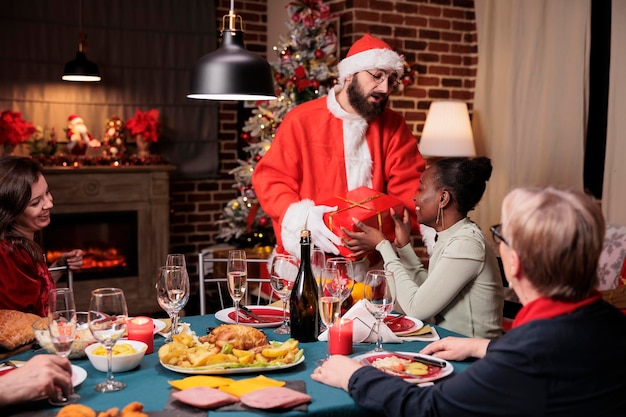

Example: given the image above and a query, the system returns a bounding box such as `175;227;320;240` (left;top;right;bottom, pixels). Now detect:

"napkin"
396;324;441;342
318;300;402;344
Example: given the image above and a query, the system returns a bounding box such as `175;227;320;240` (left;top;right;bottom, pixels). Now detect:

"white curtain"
472;0;591;228
604;1;626;226
0;0;219;179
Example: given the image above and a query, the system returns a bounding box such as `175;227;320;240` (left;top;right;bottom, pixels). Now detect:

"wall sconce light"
419;100;476;158
187;0;276;101
62;0;101;82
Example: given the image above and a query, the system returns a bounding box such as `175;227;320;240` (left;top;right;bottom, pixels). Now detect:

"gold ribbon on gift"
327;194;384;232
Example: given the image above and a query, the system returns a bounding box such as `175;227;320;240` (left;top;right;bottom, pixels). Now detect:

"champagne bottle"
289;230;320;342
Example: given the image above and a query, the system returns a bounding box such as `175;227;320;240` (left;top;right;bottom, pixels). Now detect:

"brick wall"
170;0;477;314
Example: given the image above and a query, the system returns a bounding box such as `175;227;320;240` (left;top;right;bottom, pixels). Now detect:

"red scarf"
512;291;602;329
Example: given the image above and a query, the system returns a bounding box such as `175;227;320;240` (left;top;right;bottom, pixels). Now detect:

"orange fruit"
351;282;372;302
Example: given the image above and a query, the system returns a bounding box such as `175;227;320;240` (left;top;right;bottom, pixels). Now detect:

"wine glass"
363;270;395;352
310;246;326;279
270;254;298;334
88;288;128;393
164;253;189;336
166;253;186;269
317;267;341;364
155;265;190;343
326;257;355;303
227;250;248;325
47;288;81;405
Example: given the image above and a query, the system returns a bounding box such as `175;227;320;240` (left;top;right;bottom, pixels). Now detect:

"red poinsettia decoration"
0;110;36;146
125;108;160;143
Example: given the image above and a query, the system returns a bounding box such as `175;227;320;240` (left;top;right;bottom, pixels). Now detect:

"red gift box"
322;187;404;259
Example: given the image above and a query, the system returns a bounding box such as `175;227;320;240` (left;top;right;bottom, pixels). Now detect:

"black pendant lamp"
187;1;276;101
62;0;101;82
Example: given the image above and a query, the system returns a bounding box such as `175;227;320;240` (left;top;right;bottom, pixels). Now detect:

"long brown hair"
0;156;46;263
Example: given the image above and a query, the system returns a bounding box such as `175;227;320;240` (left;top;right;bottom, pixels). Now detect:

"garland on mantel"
33;153;168;167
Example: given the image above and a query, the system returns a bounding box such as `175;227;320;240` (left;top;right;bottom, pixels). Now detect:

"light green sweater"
378;218;504;339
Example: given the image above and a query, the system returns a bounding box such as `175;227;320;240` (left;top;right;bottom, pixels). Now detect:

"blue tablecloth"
7;315;471;416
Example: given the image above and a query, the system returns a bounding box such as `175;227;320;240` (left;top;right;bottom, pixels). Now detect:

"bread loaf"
0;309;40;351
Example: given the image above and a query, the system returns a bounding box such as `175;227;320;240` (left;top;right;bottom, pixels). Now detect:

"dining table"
5;314;472;417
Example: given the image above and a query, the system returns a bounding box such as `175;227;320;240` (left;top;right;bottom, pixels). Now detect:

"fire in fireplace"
43;211;138;281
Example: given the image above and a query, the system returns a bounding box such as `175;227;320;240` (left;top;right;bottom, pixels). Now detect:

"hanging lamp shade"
187;8;276;101
62;50;101;82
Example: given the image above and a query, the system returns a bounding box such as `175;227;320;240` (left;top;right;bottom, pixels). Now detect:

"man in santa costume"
252;34;426;267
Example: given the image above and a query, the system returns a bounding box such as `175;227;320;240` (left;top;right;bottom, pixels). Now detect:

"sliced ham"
239;386;311;409
172;386;238;409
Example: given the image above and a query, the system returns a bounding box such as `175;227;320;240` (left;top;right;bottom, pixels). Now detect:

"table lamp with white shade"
419;100;476;158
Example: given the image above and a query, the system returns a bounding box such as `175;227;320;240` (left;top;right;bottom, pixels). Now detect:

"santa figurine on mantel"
66;114;101;155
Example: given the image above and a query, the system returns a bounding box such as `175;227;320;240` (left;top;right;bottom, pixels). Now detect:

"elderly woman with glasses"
343;157;503;339
313;186;626;416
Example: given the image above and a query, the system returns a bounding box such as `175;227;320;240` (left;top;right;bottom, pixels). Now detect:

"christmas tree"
217;0;339;247
217;0;418;247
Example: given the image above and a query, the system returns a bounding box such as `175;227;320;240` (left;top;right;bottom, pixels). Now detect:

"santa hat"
68;114;80;122
337;34;404;85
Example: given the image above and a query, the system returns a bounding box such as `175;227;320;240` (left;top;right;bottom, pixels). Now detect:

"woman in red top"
0;156;82;316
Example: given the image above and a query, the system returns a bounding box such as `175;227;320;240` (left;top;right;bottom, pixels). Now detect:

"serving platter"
160;354;304;375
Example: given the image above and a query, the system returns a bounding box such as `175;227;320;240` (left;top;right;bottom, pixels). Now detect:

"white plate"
384;315;424;336
215;306;286;328
0;363;86;388
153;319;167;335
353;351;453;384
161;354;304;375
71;364;87;387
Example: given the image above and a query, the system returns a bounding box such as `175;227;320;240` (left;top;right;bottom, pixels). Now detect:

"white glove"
306;205;341;255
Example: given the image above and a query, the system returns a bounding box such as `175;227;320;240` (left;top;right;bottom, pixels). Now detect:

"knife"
391;353;447;368
238;305;269;323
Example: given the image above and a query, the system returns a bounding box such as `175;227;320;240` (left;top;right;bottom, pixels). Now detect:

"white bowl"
32;312;96;359
85;340;147;373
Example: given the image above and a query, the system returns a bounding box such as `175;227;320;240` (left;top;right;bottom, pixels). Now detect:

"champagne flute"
363;270;395;352
317;267;341;364
155;265;190;343
88;288;128;393
164;253;189;336
326;257;355;303
310;246;326;279
166;253;186;269
270;254;298;334
48;288;80;405
227;250;248;325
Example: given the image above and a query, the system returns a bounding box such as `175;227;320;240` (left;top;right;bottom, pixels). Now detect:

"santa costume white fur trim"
337;33;404;86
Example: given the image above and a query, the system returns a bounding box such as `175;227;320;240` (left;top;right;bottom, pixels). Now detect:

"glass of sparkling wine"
155;265;190;343
270;254;298;334
363;270;395;352
88;288;128;393
317;267;341;363
48;288;80;405
227;250;248;325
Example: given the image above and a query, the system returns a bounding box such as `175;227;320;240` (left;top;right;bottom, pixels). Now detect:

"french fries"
158;334;303;369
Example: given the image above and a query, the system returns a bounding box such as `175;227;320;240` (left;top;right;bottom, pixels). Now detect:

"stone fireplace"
42;165;174;315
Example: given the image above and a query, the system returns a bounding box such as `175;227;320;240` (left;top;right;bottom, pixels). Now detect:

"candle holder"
127;316;154;354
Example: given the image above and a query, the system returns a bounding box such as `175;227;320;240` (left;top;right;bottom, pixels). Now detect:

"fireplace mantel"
43;165;176;315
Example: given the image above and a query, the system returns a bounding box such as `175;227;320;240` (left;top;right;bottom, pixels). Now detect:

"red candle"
329;318;353;355
127;316;154;354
